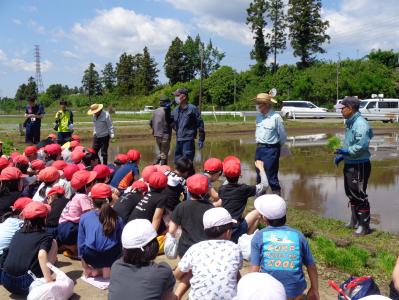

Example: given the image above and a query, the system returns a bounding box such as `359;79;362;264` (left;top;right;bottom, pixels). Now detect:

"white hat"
235;273;286;300
121;219;157;250
203;207;237;229
254;194;287;220
359;296;392;300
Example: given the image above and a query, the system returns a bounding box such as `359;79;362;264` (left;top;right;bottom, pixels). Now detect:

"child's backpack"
329;276;380;300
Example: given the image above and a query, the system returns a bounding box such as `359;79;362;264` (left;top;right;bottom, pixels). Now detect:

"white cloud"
28;20;46;34
0;49;7;62
9;58;53;72
21;5;38;13
12;19;22;25
62;50;80;59
70;7;189;57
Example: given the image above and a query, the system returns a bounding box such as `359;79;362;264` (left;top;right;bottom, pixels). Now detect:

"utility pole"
336;52;341;101
199;43;204;112
233;71;237;107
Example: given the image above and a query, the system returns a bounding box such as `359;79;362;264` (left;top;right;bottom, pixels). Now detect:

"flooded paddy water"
108;128;399;233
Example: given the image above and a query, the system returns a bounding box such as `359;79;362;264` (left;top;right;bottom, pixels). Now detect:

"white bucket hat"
122;219;157;250
359;296;392;300
254;194;287;220
203;207;237;229
235;273;286;300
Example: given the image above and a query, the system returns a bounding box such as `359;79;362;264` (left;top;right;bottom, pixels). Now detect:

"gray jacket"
93;110;114;138
150;107;172;139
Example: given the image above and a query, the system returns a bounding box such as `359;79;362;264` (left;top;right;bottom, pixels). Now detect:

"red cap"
30;159;46;171
71;149;85;163
45;144;62;156
154;165;171;173
141;165;157;182
13;155;29;166
38;166;60;182
204;158;223;172
47;185;65;197
131;180;148;193
223;160;241;178
52;160;67;170
71;170;97;190
87;148;96;154
0;167;27;181
90;183;112;199
148;172;168;189
24;146;38;157
0;157;11;170
223;156;241;165
22;202;51;219
70;140;80;150
127;149;141;162
63;164;80;181
186;174;209;196
12;197;33;211
72;134;81;142
10;152;21;160
48;133;57;139
93;164;112;179
115;154;128;164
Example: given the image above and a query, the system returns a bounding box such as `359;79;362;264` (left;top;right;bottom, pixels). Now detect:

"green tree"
202;40;225;78
267;0;287;73
136;47;159;95
246;0;270;76
367;49;399;69
287;0;330;68
183;35;200;80
81;63;102;98
116;53;135;96
164;37;187;85
15;83;27;102
25;76;38;100
46;84;64;100
101;62;116;93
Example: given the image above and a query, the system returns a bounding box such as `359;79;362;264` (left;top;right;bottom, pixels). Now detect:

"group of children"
0;133;323;299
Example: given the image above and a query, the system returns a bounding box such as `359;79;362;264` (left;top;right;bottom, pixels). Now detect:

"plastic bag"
164;232;180;259
27;263;74;300
237;230;257;261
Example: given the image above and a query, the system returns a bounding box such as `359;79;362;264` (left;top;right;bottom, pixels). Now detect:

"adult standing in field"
150;96;172;165
24;97;45;145
254;92;286;195
334;96;373;236
54;100;74;145
170;88;205;163
88;103;114;165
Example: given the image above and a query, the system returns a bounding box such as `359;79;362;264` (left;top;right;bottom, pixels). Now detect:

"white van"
359;99;399;114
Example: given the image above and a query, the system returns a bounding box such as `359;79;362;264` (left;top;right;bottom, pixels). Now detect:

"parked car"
280;101;327;119
143;105;155;112
359;99;399;114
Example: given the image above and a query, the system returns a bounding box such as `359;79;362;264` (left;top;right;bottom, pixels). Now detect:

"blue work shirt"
250;225;315;298
171;104;205;142
255;110;286;145
110;162;139;188
344;112;373;164
78;210;123;256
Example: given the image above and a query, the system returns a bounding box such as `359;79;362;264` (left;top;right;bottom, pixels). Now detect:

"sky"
0;0;398;97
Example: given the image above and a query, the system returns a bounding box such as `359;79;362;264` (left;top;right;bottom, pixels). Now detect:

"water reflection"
108;129;399;233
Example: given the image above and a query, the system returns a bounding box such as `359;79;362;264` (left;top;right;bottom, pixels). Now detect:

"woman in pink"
57;170;97;259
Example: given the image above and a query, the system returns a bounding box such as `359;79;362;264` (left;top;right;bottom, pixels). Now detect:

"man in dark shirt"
170;88;205;163
24;97;45;145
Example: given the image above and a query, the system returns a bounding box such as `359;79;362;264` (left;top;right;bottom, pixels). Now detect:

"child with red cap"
21;160;46;198
32;166;61;202
0;167;27;219
2;202;57;296
57;170;97;258
202;157;223;204
82;151;100;171
110;149;140;191
24;145;38;162
44;186;69;238
78;183;123;279
62;164;80;200
44;143;62;166
129;172;168;234
107;153;128;180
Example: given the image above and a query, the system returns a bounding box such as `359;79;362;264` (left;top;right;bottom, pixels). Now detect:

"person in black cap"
334;96;374;236
149;96;172;165
170;88;205;163
54;100;74;145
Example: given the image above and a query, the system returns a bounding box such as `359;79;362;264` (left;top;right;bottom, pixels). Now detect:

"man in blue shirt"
170;88;205;163
254;93;286;195
334;96;373;236
24;97;45;145
250;194;319;300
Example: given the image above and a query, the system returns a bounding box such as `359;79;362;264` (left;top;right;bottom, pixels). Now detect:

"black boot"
159;159;168;166
153;158;161;165
354;203;371;236
345;205;359;229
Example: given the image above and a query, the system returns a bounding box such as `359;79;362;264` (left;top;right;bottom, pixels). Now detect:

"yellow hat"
87;103;104;115
253;93;277;104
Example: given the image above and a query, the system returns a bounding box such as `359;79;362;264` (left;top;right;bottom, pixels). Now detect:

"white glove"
110;133;115;139
68;124;74;131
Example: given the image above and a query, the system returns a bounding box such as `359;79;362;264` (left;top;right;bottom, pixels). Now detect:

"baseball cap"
24;146;38;157
115;154;128;165
13;155;29;166
121;219;157;249
52;160;67;170
0;167;27;181
203;207;237;229
204;158;223;173
141;165;157;182
155;165;171;173
131;180;148;193
186;174;209;196
45;144;62;156
0;157;11;170
72;134;81;142
254;194;287;220
22;202;51;219
236;273;286;300
71;149;85;163
127;149;141;162
93;164;113;179
12;197;33;211
148;172;168;189
223;155;241;165
223;160;241;178
63;164;80;181
71;170;97;190
90;183;112;199
10;152;21;160
334;96;360;109
48;133;57;140
172;88;189;96
30;160;46;171
47;185;65;197
69;140;80;150
38;166;61;183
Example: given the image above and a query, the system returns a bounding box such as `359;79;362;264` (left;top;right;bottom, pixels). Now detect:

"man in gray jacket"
150;96;172;165
88;103;115;164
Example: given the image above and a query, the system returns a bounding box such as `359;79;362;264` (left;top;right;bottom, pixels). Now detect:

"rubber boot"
153;158;161;165
160;159;168;166
354;209;371;236
345;205;359;229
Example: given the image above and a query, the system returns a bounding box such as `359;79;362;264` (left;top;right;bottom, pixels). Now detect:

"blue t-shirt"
0;218;23;255
109;162;139;188
250;225;315;298
77;210;123;256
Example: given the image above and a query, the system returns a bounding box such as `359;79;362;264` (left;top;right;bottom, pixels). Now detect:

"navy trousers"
255;145;281;192
174;140;195;163
25;124;41;144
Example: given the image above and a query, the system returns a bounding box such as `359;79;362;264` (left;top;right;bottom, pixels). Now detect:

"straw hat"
87;103;104;115
253;93;277;104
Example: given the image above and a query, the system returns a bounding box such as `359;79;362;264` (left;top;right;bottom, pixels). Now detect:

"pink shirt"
59;193;93;223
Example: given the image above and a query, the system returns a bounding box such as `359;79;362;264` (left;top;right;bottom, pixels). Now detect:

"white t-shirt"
178;239;243;300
